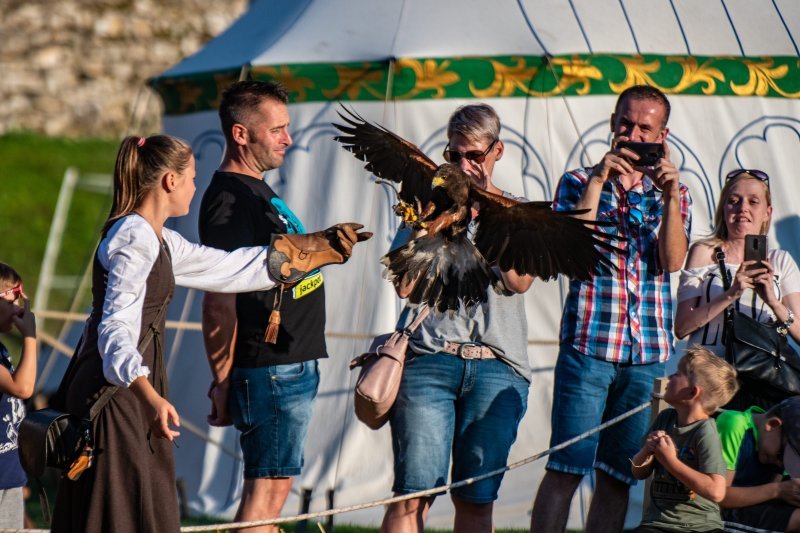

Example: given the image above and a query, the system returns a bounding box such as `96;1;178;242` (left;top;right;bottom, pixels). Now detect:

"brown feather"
333;105;626;312
333;106;438;206
470;186;520;208
474;201;623;281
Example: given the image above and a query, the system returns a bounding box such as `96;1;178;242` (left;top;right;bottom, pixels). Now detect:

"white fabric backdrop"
160;95;800;529
150;0;800;528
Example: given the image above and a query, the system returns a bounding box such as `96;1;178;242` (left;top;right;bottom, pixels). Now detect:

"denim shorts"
389;352;529;503
229;359;320;478
546;344;664;485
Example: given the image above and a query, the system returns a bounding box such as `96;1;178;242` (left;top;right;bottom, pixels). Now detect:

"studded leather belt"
443;342;497;360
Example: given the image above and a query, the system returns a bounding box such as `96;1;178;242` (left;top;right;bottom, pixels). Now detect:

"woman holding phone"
674;169;800;360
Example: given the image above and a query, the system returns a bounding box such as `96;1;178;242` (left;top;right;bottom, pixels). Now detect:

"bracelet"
777;308;795;336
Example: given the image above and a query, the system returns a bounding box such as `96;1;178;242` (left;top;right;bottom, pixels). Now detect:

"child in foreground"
0;262;37;529
630;346;739;532
716;395;800;532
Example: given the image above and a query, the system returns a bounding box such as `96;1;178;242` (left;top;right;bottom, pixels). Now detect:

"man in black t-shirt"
198;80;355;532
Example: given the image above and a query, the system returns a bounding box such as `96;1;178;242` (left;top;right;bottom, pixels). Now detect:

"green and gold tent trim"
150;53;800;116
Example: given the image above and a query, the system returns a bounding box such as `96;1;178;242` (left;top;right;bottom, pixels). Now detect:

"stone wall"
0;0;248;137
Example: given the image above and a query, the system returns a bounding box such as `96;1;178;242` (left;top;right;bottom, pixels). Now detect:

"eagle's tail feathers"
381;234;491;314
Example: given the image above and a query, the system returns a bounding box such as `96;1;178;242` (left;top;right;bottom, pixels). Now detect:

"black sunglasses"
725;169;770;184
443;139;498;164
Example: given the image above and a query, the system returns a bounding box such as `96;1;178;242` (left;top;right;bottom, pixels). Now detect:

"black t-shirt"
198;171;327;367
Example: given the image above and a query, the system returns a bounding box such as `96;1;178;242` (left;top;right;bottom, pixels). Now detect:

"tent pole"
385;58;395;102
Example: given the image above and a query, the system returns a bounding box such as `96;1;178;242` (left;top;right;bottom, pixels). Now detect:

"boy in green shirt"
631;347;739;532
717;396;800;533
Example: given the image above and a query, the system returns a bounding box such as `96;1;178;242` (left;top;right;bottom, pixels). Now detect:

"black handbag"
18;295;169;479
716;247;800;408
18;401;104;478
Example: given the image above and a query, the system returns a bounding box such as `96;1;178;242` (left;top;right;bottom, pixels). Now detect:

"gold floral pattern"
394;58;460;99
321;64;386;100
543;56;603;96
730;58;800;97
252;65;315;101
666;57;725;95
171;81;205;114
208;73;241;110
608;56;662;93
469;57;540;97
150;54;800;116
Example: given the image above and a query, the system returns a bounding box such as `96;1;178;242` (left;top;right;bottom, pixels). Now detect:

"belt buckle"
458;342;481;359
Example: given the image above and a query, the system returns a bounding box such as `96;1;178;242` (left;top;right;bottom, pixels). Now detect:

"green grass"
0;132;117;356
0;132;117;306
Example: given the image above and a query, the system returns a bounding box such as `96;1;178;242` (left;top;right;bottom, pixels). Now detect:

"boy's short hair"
766;396;800;477
683;345;739;413
0;262;21;289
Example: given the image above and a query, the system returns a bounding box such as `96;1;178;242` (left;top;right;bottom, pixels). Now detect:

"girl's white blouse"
96;215;275;387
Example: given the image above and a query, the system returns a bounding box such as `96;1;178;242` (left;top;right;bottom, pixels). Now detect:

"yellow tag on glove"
292;272;323;299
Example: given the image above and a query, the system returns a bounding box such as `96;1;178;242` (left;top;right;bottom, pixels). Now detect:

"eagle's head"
432;163;471;192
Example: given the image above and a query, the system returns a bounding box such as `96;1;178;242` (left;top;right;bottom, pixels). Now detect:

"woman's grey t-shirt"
399;287;532;382
393;201;533;383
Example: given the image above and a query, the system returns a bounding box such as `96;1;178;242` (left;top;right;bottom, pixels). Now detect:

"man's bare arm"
201;292;237;426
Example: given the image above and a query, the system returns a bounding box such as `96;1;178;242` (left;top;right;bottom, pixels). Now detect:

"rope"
182;397;655;531
6;395;656;533
34;309;559;349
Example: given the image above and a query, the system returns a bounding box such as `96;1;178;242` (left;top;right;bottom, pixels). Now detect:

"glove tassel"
264;310;281;344
263;286;285;344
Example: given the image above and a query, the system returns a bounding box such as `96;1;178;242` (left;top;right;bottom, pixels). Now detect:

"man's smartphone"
744;234;767;270
616;141;664;167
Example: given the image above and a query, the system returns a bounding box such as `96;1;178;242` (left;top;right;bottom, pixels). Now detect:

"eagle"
333;107;623;314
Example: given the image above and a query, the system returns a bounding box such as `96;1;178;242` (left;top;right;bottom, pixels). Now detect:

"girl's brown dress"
51;243;179;533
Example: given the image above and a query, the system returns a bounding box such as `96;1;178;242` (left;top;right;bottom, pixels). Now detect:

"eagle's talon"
393;201;421;226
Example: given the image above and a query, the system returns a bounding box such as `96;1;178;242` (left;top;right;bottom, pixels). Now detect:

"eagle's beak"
432;176;445;188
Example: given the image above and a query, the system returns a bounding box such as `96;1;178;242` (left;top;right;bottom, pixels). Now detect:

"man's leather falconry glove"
267;223;372;285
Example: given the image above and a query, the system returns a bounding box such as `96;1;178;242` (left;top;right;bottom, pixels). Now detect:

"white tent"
147;0;800;528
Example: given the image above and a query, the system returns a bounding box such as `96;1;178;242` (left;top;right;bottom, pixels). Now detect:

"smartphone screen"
744;234;767;270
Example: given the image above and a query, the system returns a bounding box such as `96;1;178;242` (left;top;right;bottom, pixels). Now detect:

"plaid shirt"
553;168;692;364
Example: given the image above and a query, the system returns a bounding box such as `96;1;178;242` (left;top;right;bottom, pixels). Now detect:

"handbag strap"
714;246;739;319
87;294;171;421
403;306;431;335
714;246;732;291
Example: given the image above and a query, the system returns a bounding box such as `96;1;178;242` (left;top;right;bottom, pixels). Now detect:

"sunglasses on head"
442;139;498;165
725;169;770;184
0;283;23;301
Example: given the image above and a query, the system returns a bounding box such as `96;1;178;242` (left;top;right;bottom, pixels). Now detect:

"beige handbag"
350;306;430;429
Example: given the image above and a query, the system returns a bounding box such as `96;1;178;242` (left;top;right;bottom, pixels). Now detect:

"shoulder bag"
349;306;430;429
716;247;800;408
18;295;170;480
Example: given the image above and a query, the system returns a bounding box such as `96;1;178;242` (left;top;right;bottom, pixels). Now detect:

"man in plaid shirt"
531;85;692;533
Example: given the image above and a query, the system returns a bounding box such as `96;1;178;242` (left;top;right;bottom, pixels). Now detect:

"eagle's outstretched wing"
471;187;624;281
333;106;438;206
